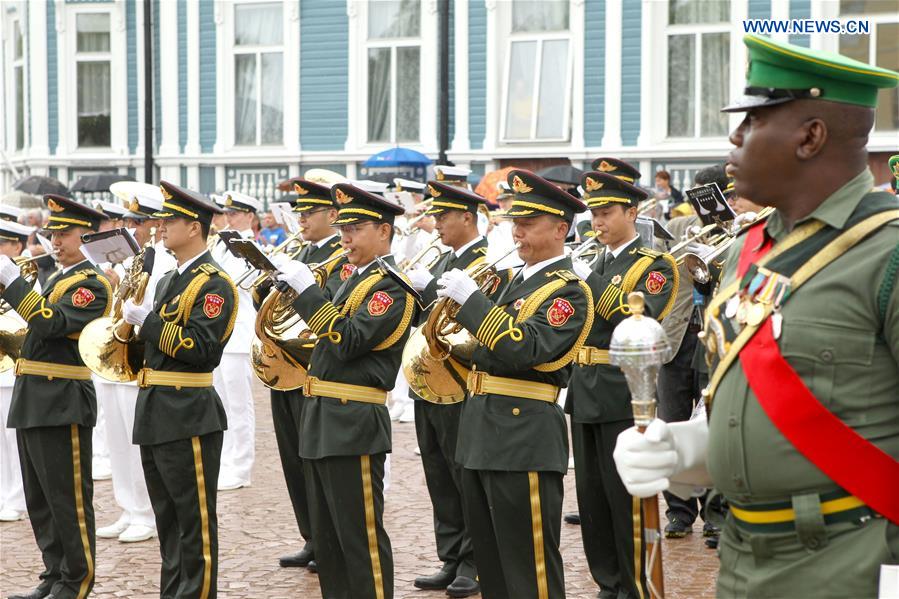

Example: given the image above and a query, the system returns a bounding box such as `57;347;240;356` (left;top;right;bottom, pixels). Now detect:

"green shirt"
707;170;899;503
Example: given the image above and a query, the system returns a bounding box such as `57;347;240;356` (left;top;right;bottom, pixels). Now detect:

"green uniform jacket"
453;256;593;474
4;261;111;428
707;170;899;504
252;235;348;309
415;238;486;325
292;255;415;459
566;238;678;424
133;251;237;445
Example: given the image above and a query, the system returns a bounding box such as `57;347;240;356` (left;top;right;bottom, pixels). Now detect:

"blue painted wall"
300;0;348;151
177;0;187;151
47;0;58;154
468;1;486;150
620;0;642;146
199;166;216;194
127;0;138;153
789;0;811;47
198;1;216;152
747;0;771;20
583;0;605;146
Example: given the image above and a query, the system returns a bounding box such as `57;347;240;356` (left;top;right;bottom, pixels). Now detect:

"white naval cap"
0;219;35;241
352;180;391;195
0;204;24;222
433;165;472;184
222;190;262;213
93;200;130;220
392;178;426;193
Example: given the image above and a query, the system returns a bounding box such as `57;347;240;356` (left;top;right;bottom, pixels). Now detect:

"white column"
344;0;360;152
636;0;653;148
284;1;300;154
158;0;179;162
483;0;498;152
450;0;470;153
570;0;585;151
601;0;622;148
28;0;50;160
111;0;128;157
185;0;200;156
54;0;68;156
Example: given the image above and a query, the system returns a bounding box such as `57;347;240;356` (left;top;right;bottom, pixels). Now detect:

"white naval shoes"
92;457;112;481
97;514;129;538
217;475;250;491
118;524;157;543
0;507;26;521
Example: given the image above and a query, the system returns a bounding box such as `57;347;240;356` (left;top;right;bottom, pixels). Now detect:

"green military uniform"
451;170;593;599
287;183;413;599
701;35;899;598
132;181;236;599
253;179;349;566
410;182;500;588
3;195;110;599
566;171;678;599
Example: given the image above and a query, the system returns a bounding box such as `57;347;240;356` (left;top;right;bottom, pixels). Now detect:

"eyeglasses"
299;208;330;219
337;222;377;236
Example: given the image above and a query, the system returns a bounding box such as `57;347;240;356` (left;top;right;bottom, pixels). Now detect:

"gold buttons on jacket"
512;407;520;416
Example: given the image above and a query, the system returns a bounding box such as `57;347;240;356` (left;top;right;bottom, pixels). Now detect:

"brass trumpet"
233;230;308;289
250;250;349;390
398;236;447;272
679;207;775;284
0;255;43;372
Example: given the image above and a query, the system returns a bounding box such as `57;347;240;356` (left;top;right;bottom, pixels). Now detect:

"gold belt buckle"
467;370;485;395
584;347;595;363
136;368;149;388
13;359;23;377
302;376;316;397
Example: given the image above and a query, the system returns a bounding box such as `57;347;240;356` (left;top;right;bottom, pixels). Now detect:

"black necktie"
601;250;614;275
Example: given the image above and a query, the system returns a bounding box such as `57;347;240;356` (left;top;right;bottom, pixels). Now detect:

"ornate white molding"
427;0;438;15
114;0;126;32
485;0;497;12
54;0;65;33
288;0;299;22
346;0;358;20
214;1;224;25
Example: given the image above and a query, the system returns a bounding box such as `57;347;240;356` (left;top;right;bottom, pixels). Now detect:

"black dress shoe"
307;559;318;574
413;566;457;590
8;588;51;599
664;517;693;538
563;512;581;525
279;546;314;568
446;575;480;598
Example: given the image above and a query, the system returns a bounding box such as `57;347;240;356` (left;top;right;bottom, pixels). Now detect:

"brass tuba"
250;250;349;390
78;244;155;382
402;243;521;403
0;256;42;372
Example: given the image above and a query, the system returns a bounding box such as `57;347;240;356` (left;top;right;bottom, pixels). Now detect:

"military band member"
615;35;899;598
1;196;111;599
569;171;677;599
0;203;24;223
94;185;175;544
274;184;413;599
256;179;347;571
122;181;237;599
0;219;35;523
405;182;496;598
435;170;593;599
211;190;261;491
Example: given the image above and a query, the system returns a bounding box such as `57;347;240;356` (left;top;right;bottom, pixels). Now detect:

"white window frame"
643;0;746;152
7;15;29;153
214;0;300;156
60;3;127;156
498;6;574;144
346;0;437;154
365;26;422;144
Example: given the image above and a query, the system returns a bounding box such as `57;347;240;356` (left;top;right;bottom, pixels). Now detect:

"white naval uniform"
486;219;521;269
212;229;257;488
0;310;26;515
96;242;177;529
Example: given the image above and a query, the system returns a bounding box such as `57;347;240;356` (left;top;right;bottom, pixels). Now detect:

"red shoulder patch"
547;297;575;327
645;271;667;295
367;290;394;316
340;263;356;281
71;287;95;308
203;293;224;318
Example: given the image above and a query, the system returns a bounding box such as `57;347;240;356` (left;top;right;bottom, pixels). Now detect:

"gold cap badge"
294;183;309;196
435;169;445;181
335;188;353;204
511;176;533;194
585;177;603;192
597;161;616;173
160;185;173;200
128;198;140;213
47;199;65;213
427;184;441;198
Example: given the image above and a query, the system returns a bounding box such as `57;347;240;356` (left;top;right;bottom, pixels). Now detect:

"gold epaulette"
194;263;219;276
472;247;488;255
546;269;578;282
76;268;97;277
636;247;662;259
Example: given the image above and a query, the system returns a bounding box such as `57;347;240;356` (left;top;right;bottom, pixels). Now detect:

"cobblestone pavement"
1;382;718;598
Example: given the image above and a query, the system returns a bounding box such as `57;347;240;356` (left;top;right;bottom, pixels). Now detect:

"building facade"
2;0;897;203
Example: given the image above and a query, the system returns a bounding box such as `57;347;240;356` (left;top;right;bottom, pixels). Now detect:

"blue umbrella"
363;147;432;168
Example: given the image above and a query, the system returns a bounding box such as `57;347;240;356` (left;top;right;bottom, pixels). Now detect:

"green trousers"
461;468;565;599
572;420;648;599
305;453;393;599
17;425;95;599
414;400;477;579
717;513;898;598
141;431;222;599
271;389;313;550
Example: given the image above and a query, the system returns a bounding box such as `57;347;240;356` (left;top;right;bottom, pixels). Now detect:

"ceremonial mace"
610;292;672;599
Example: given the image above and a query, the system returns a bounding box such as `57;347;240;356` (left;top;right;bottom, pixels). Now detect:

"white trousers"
0;385;25;512
95;380;155;527
215;353;255;485
93;394;109;463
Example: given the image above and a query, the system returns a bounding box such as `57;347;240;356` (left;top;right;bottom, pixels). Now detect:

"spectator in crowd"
259;211;287;246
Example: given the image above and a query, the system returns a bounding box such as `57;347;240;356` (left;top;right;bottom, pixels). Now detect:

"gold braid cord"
334;272;414;350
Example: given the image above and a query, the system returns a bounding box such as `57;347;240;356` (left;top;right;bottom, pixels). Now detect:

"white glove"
436;269;479;305
407;266;434;292
0;255;21;287
734;211;758;228
684;242;713;257
276;260;316;294
123;296;152;326
571;258;593;281
269;252;293;270
613;416;712;498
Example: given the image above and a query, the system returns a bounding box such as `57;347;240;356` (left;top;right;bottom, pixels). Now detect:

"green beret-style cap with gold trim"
889;155;899;183
290;178;337;213
42;194;106;232
722;34;899;112
153;180;223;225
332;183;404;226
590;157;641;183
581;172;648;209
505;169;586;222
425;181;487;216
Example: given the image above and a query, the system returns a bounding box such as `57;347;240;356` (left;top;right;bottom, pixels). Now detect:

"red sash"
735;227;899;524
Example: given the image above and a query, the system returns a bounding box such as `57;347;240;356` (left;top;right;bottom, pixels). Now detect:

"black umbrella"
12;175;69;197
537;164;584;186
70;173;135;193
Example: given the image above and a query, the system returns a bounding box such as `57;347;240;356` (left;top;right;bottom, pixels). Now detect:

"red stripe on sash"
737;221;773;278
